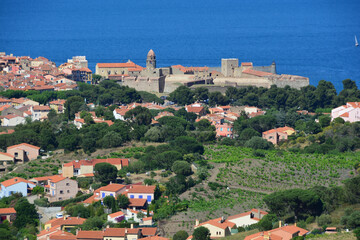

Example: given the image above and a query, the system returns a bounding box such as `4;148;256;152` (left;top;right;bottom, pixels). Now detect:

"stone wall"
122;76;165;93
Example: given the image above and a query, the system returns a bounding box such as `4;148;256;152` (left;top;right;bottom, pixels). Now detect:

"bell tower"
146;49;156;69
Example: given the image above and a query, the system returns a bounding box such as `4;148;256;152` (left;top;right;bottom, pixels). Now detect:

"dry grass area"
306;232;356;240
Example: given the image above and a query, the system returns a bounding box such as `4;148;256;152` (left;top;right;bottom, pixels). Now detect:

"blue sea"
0;0;360;92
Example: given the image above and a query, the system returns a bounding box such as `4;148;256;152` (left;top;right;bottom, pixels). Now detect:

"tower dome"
147;49;155;58
146;49;156;69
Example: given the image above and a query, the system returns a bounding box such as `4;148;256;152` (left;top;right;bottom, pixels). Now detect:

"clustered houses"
73;111;114;129
262;126;295;145
0;53;93;91
61;158;129;178
331;102;360;123
196;105;239;138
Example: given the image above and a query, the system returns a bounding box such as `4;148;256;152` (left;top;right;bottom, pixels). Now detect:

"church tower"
146;49;156;69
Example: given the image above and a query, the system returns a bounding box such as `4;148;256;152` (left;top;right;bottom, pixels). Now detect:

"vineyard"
205;145;358;192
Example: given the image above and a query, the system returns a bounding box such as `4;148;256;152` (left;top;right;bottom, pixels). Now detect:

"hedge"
49;193;93;207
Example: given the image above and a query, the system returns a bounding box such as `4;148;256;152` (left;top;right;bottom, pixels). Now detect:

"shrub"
34;198;49;207
317;214;332;227
49;193;93;207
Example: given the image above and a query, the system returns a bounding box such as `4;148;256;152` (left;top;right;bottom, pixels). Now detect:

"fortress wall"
122;77;164;93
274;78;309;89
213;77;271;88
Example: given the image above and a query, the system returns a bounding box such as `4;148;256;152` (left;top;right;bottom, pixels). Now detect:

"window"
60;190;63;194
130;195;134;199
14;152;18;157
58;197;62;200
67;190;70;193
66;183;70;186
139;195;143;199
220;128;223;131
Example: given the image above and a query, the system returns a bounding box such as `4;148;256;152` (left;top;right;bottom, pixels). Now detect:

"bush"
306;216;315;224
34;198;49;207
317;214;332;227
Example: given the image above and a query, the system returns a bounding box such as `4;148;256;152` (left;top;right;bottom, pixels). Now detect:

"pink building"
215;123;233;138
331;102;360;123
262;127;295;145
6;143;40;163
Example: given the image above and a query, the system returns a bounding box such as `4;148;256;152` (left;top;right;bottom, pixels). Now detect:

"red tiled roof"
196;217;236;230
82;194;97;204
108;211;125;218
0;208;16;214
103;228;139;237
97;62;144;69
49;231;76;240
33;105;51;111
7;143;40;150
49;175;66;183
340;112;349;117
99;183;126;192
0;104;11;111
127;185;156;194
241;62;253;66
1;177;35;187
76;230;104;239
3;114;23;120
140;227;157;236
186;106;204;113
242;68;273;77
46;217;86;228
0;152;14;158
129;198;147;207
141;237;170;240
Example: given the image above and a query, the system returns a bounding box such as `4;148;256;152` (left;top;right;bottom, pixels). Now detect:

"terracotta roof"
140;227;157;236
142;216;152;221
141;237;170;240
228;209;268;221
196;217;236;230
97;62;144;69
340;112;349;117
49;175;66;183
82;194;97;204
103;228;139;237
242;68;273;77
0;152;14;158
49;99;66;105
3;114;23;120
37;227;62;238
76;230;104;239
0;104;11;111
241;62;253;66
63;158;129;168
262;126;295;135
99;183;126;192
49;231;76;240
33;105;51;111
1;177;35;187
186;106;204;113
7;143;40;150
108;211;125;218
47;217;86;228
127;185;156;194
0;208;16;214
129;198;147;207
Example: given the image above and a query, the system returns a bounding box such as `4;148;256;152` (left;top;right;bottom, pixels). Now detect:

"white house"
107;211;125;223
1;114;25;126
126;185;155;203
113;108;129;120
0;177;36;198
331;102;360;123
227;209;268;228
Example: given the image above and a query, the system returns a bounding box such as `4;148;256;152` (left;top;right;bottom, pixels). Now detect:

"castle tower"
271;60;277;74
146;49;156;69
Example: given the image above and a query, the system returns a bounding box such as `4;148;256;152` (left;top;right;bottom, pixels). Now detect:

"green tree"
125;106;152;126
81;216;105;230
14;198;38;229
193;226;211;240
103;195;117;212
32;186;44;195
354;227;360;240
64;96;86;120
258;214;278;231
172;161;192;176
117;194;130;209
173;230;189;240
169;86;195;105
194;87;209;102
319;115;331;128
145;127;164;142
94;163;117;185
245;136;274;150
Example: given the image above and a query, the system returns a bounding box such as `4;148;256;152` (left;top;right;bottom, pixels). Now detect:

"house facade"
62;158;129;178
126;185;156;204
331;102;360;123
46;176;78;202
215;123;233;138
0;177;36;198
193;217;236;239
0;208;16;223
227;209;268;228
262;126;295;145
6;143;40;163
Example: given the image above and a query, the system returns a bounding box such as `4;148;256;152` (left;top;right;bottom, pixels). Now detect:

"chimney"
106;225;110;228
110;181;112;184
295;222;297;227
125;228;128;234
195;219;199;226
221;216;225;223
279;220;282;228
131;224;133;229
76;229;79;235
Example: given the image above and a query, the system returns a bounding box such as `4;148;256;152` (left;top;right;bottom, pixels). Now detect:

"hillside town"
0;51;360;240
